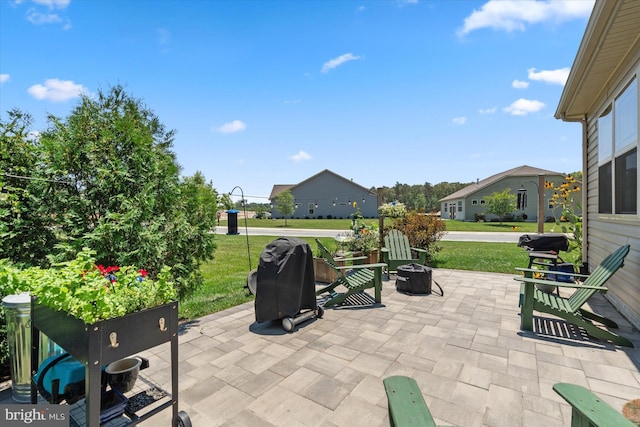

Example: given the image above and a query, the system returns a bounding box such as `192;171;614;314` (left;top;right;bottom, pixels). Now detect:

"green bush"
393;212;446;264
1;86;218;300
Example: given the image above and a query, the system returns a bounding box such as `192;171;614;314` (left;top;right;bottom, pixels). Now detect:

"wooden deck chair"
381;229;428;273
383;376;454;427
553;383;636;427
314;239;386;308
515;244;633;347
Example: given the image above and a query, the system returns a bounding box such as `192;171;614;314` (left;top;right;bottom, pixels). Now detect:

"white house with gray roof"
439;165;580;222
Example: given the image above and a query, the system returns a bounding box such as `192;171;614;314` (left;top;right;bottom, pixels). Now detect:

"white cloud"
452;116;467;125
33;0;70;9
503;98;545;116
512;79;529;89
321;53;362;73
27;78;87;102
26;130;41;141
458;0;594;36
528;67;570;85
216;120;246;134
27;9;61;24
479;107;497;114
290;150;312;162
0;74;10;85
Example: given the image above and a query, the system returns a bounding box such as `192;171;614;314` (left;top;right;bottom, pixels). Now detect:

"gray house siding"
583;70;640;330
271;170;377;219
555;0;640;329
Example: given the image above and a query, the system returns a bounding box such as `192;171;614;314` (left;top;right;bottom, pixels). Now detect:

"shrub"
394;212;446;264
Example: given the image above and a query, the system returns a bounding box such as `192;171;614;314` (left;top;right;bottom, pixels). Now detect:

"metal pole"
538;174;545;234
377;188;384;262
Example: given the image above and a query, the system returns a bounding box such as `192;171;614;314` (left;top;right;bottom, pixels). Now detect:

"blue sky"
0;0;595;203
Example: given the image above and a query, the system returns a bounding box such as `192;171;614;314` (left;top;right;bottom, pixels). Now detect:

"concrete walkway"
3;270;638;426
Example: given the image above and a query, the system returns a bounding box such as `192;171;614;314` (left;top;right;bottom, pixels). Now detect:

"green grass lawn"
220;217;562;233
179;234;578;320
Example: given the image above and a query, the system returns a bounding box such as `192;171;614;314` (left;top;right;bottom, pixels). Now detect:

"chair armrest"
411;247;428;254
335;255;368;263
513;276;607;291
553;383;636;427
336;262;386;270
515;267;589;279
381;248;390;254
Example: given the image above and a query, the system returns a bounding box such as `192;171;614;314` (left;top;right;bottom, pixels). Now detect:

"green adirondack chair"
515;244;633;347
553;383;636;427
381;229;428;273
383;376;454;427
315;239;386;308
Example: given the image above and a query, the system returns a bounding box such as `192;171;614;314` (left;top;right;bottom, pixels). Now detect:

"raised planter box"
314;257;340;283
313;249;379;283
30;299;181;427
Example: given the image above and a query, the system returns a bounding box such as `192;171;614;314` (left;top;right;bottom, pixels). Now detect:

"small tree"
275;189;295;226
484;189;516;225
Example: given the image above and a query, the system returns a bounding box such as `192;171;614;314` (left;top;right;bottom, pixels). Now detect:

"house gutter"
559;112;589;269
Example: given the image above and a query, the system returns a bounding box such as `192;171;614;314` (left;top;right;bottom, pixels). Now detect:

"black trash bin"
254;237;319;326
226;209;239;235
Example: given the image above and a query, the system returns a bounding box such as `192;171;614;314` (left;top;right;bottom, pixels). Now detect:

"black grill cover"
254;237;317;322
517;233;569;252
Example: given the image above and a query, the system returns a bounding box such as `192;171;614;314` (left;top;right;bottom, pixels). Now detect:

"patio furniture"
515;244;633;347
383;376;452;427
553;383;636;426
381;229;427;273
314;239;386;308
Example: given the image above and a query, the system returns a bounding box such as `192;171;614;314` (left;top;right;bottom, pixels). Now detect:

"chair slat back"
315;239;347;281
567;245;630;310
385;229;412;260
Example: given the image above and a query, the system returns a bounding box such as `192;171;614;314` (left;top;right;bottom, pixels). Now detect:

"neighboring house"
269;169;378;219
555;0;639;329
439;165;581;222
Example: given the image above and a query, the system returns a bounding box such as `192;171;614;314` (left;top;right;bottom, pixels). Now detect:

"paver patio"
2;268;639;426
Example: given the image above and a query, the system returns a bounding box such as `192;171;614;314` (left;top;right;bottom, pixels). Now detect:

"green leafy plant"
395;212;446;264
348;207;379;255
547;176;583;266
0;248;176;324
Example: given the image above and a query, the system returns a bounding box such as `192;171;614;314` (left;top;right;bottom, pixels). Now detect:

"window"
308;203;315;215
598;77;638;215
615;148;637;214
480;199;485;205
457;201;462;212
472;199;478;205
